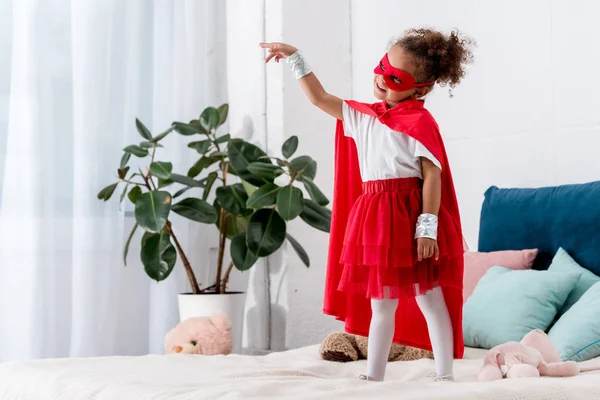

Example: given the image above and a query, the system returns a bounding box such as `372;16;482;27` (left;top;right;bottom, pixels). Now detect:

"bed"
0;346;599;399
1;182;600;399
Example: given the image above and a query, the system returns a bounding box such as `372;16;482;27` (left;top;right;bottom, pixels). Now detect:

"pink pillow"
463;249;538;302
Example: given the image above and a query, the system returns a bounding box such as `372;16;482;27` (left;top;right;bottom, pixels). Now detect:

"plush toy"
164;313;233;355
319;332;433;362
479;329;581;380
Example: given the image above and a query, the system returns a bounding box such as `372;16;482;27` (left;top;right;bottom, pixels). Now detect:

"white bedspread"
0;346;599;400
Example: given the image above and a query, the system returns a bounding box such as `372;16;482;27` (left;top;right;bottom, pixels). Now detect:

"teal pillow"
548;248;600;316
549;282;600;361
463;266;580;349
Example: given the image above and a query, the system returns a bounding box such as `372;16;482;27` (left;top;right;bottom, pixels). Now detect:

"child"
261;28;473;382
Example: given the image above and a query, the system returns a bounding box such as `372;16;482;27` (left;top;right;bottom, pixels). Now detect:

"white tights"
366;287;454;381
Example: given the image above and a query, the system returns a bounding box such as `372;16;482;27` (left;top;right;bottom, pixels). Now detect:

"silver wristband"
286;51;312;79
415;213;438;240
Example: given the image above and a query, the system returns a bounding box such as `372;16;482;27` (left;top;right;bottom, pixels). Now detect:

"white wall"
0;0;11;192
226;0;350;351
279;0;352;349
351;0;600;249
227;0;600;349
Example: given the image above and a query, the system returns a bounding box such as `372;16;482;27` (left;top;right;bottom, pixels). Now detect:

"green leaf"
247;162;284;183
149;161;173;180
241;180;257;197
118;166;130;180
123;222;138;266
230;232;258;271
226;214;249;238
216;183;248;215
120;152;131;168
170;173;204;187
214;200;249;239
299;199;331;233
227;139;270;186
203;172;218;201
171;197;218;223
173;121;203;136
276;185;304;220
303;177;329;206
141;231;153;246
136;118;153;140
188;119;209;134
218;104;229;127
119;183;130;207
97;183;119;201
158;178;173;188
123;145;149;158
128;186;143;204
140;141;163;149
173;186;193;199
286;233;310;267
246;183;280;209
134;191;172;233
189;140;212;154
151;127;174;143
200;107;220;131
209;151;228;158
289;155;317;180
141;231;177;282
215;134;231;143
224;162;238;177
282;135;299;159
246;209;287;257
188;156;218;178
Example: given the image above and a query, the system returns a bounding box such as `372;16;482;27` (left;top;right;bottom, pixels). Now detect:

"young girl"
261;29;473;382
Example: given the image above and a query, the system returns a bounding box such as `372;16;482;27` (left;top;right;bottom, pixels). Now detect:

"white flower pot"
178;292;246;354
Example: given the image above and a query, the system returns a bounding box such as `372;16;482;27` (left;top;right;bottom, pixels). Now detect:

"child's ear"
414;86;431;98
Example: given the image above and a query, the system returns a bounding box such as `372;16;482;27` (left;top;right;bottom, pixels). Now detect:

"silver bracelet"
286;51;312;79
415;213;438;240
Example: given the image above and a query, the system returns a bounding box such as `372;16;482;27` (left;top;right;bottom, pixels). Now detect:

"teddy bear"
164;313;233;355
478;329;581;381
319;332;433;362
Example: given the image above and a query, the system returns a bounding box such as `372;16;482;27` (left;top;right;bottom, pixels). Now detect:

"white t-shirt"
342;102;441;182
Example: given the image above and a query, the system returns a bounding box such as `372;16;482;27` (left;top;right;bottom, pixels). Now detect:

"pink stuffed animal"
164;313;233;355
478;329;579;381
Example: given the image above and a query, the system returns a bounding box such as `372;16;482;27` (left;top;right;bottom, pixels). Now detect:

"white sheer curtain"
0;0;227;361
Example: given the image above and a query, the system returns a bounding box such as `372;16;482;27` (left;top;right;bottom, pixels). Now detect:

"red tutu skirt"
338;177;464;300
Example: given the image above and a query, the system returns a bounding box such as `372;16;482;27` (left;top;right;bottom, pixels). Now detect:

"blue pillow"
478;182;600;275
549;282;600;361
463;266;580;349
548;248;600;316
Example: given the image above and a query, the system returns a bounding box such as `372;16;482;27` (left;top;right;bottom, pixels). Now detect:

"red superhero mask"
374;53;435;92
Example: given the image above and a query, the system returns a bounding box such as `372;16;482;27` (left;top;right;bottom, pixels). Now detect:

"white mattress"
0;346;599;400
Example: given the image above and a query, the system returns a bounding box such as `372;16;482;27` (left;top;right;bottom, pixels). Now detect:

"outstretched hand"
259;42;298;63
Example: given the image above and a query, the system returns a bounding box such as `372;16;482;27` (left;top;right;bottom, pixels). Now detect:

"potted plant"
97;104;331;352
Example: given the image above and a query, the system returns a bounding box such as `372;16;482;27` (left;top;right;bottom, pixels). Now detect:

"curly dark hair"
394;28;474;87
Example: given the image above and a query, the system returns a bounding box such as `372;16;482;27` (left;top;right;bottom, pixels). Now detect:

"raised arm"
260;42;343;120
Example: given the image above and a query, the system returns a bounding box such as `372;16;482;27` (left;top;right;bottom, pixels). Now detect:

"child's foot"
426;373;454;382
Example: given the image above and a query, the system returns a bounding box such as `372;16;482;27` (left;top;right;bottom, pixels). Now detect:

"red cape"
323;99;465;358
